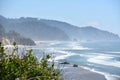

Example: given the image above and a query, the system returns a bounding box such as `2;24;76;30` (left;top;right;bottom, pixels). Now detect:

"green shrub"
0;42;62;80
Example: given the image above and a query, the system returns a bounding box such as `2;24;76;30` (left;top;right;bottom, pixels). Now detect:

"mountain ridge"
0;24;35;45
40;19;120;41
0;15;119;41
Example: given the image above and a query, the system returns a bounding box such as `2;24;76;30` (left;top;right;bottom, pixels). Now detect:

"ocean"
32;41;120;78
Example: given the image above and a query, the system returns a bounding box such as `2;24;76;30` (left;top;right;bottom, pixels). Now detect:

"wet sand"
62;67;107;80
105;75;120;80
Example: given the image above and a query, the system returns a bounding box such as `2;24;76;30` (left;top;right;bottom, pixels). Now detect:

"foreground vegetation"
0;42;61;80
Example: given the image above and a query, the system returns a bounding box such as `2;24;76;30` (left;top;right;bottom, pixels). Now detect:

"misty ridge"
0;24;35;45
0;15;120;42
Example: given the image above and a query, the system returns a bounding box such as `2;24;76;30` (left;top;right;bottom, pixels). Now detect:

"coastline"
3;42;120;80
105;75;120;80
62;65;106;80
61;64;120;80
34;41;120;80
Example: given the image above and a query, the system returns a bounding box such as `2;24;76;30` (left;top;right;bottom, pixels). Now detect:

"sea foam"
87;55;120;68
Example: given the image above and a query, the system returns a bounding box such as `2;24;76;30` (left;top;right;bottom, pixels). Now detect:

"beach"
3;41;120;80
62;67;107;80
33;41;120;80
61;64;120;80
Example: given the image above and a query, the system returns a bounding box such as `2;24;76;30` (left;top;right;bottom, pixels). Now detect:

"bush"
0;42;62;80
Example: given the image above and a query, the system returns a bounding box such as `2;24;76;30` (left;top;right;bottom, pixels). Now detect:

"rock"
60;61;70;64
73;64;78;67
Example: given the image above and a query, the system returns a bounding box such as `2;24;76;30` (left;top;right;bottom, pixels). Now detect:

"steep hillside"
0;24;35;45
0;15;120;41
0;16;70;41
41;19;120;41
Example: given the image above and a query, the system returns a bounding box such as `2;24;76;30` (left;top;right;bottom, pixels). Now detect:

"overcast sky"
0;0;120;35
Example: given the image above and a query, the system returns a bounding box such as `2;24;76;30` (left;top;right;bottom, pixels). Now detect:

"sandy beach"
61;64;120;80
62;67;107;80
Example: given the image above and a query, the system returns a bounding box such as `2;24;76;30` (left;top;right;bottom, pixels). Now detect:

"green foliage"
0;42;62;80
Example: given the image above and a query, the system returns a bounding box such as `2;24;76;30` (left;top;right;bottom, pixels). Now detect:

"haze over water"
32;41;120;78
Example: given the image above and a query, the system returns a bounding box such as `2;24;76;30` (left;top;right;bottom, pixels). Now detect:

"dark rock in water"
60;61;70;64
73;64;78;67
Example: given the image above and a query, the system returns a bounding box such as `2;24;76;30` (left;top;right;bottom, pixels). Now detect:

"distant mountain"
0;24;35;45
40;19;120;41
0;15;120;41
0;15;70;41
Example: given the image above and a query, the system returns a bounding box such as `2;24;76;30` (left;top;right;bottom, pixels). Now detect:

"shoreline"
3;43;120;80
83;67;120;80
105;75;120;80
60;63;120;80
78;65;120;80
62;65;106;80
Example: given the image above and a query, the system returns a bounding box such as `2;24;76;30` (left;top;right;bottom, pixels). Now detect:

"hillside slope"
0;15;120;41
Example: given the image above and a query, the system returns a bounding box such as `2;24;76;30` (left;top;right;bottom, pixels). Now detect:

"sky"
0;0;120;36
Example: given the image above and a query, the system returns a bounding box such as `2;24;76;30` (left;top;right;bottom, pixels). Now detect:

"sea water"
32;41;120;78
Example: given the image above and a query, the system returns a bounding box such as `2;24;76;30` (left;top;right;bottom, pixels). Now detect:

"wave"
48;41;91;50
54;50;75;61
67;42;91;50
107;52;120;54
87;55;120;68
80;66;120;80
